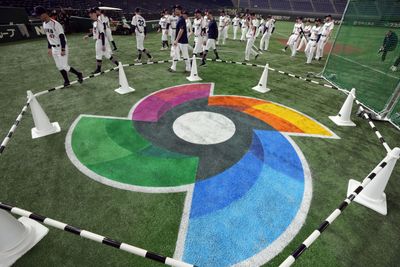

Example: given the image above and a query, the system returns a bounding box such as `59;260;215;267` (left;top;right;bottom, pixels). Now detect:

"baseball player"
305;18;322;64
158;10;169;50
35;6;83;86
245;13;260;61
315;15;334;60
217;10;228;45
200;11;220;66
379;30;398;62
232;14;240;40
168;10;179;45
297;19;311;51
256;15;265;38
131;8;153;63
259;15;275;51
282;17;304;57
100;10;117;51
169;5;191;73
85;8;118;74
240;15;248;41
225;15;231;39
193;9;206;56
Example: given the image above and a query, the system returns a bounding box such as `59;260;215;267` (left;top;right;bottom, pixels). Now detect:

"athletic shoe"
77;72;83;83
390;65;397;72
113;47;118;51
200;61;207;67
255;54;259;60
64;81;70;87
281;48;286;52
135;58;141;63
147;57;153;63
167;68;176;72
91;69;101;74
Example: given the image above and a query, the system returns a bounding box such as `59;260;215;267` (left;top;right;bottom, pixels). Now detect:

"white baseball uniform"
93;19;112;60
305;24;322;63
232;17;240;40
259;18;275;51
131;14;146;51
102;15;113;42
287;22;304;57
168;15;178;44
315;21;334;59
245;20;258;61
44;19;70;71
159;16;168;41
240;18;248;41
297;24;311;51
193;17;206;54
218;15;228;45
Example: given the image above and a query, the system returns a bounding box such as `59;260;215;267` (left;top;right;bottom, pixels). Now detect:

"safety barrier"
0;202;196;267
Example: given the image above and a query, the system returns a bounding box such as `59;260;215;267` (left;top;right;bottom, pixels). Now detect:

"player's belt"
50;44;61;47
310;39;317;41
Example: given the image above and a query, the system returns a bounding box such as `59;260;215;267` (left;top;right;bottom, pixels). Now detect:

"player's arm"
47;41;52;56
144;26;147;37
174;27;184;45
59;33;67;55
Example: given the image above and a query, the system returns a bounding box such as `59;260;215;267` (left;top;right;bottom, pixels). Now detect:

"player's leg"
297;36;305;51
264;33;271;51
62;47;83;83
391;55;400;71
169;44;180;72
282;35;292;52
222;28;227;45
193;37;201;57
103;40;118;66
260;32;266;50
291;37;299;57
201;39;212;65
180;43;191;72
233;26;237;40
136;35;144;62
53;51;70;86
211;39;219;60
143;48;153;61
245;38;252;61
107;29;117;51
94;41;104;73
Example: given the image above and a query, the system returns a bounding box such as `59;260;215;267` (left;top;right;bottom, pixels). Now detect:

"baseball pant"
171;43;191;71
240;28;247;41
194;36;204;54
233;26;239;40
245;37;257;61
52;46;70;71
136;34;145;50
315;36;327;59
95;39;112;60
288;34;300;57
106;28;113;42
260;32;271;51
162;29;168;41
305;40;317;64
170;29;176;44
297;36;308;51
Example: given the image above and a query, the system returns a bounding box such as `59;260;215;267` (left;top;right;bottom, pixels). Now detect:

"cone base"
115;87;135;95
31;122;61;139
186;76;202;82
252;85;270;93
329;115;356;127
0;217;48;266
347;179;387;215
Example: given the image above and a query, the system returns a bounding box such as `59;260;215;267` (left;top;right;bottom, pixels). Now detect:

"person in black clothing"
379;30;398;61
201;12;220;66
169;5;191;73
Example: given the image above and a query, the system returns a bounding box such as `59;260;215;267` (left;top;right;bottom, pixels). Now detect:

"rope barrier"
0;202;196;267
0;99;31;156
279;152;393;267
355;100;391;153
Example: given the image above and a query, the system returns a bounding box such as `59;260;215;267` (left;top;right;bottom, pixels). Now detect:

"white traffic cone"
186;55;202;82
28;91;61;139
0;209;48;266
347;147;400;215
329;88;356;126
115;62;135;95
252;63;270;93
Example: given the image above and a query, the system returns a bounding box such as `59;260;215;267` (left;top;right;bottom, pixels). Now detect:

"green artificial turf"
0;21;399;267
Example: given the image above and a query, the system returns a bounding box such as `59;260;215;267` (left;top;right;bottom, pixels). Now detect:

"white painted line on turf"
333;54;399;79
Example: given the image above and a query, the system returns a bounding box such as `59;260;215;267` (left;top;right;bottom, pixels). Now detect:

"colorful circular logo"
66;83;338;266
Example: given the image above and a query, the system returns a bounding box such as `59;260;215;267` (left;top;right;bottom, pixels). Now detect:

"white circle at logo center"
172;111;236;145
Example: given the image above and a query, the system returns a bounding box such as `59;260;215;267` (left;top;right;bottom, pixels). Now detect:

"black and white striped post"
279;148;398;267
0;203;196;267
356;101;391;153
0;99;30;155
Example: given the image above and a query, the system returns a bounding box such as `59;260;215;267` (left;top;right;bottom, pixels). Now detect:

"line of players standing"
156;8;334;65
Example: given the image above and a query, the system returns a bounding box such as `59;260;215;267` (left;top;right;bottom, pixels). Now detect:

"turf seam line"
0;99;30;156
279;153;393;267
0;202;195;267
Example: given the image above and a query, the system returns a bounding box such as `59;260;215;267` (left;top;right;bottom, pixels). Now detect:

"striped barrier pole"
0;202;196;267
355;100;391;153
34;60;173;98
0;99;31;156
279;149;397;267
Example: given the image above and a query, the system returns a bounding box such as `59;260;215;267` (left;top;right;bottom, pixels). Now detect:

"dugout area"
1;21;400;267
